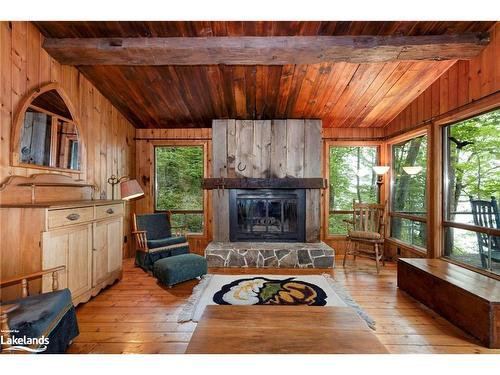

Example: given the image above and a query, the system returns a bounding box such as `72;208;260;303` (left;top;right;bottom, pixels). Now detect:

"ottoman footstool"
153;253;208;287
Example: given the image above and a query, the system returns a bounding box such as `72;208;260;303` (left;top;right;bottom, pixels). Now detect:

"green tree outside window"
329;146;378;235
155;146;204;233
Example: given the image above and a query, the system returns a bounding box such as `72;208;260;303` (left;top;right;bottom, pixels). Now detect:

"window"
155;145;205;234
390;135;427;248
328;146;378;235
443;108;500;275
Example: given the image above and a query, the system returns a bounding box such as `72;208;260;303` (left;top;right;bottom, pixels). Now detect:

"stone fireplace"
204;119;334;268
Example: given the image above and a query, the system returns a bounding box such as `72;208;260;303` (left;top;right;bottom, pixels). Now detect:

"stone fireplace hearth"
205;242;334;268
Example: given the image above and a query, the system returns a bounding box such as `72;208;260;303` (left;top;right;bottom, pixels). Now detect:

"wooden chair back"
469;196;500;252
132;211;187;253
0;265;65;299
133;212;173;239
352;201;386;234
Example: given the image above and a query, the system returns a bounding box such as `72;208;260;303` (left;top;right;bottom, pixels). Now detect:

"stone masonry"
205;242;335;268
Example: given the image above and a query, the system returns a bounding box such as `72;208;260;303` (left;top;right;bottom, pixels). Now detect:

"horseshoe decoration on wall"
237;162;247;172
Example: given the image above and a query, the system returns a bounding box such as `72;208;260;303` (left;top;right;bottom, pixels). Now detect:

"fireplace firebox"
229;189;305;242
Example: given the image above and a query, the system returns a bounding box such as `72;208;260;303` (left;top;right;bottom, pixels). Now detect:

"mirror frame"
11;83;84;174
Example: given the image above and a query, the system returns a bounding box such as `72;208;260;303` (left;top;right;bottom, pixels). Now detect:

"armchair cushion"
135;213;172;240
135;237;190;272
348;230;382;240
1;288;79;354
147;235;188;250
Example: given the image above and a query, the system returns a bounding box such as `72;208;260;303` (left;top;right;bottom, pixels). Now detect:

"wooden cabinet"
41;201;124;305
1;200;124;306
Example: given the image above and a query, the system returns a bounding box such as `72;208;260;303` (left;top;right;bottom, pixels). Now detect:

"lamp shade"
372;166;390;175
120;179;144;200
403;166;423;176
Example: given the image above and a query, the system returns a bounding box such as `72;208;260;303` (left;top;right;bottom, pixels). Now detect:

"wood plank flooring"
67;257;500;354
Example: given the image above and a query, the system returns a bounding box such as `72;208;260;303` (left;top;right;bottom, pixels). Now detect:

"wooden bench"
397;258;500;348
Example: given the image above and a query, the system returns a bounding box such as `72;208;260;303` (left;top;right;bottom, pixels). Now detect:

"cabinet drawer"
48;207;94;229
95;204;123;220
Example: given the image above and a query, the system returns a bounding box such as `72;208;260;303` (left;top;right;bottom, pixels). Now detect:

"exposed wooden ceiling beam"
43;34;490;65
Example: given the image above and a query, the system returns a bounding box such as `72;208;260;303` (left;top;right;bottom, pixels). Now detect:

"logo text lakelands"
0;332;49;353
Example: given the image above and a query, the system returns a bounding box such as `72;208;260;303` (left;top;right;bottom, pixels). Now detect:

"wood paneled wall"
0;21;136;257
384;23;500;138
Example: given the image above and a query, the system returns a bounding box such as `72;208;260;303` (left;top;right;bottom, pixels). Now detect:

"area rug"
178;274;375;330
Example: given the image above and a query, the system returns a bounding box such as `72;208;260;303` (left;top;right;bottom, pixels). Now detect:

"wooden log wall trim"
135;128;212;140
202;178;327;190
43;34;490;66
0;22;136;261
384;23;500;138
322;127;385;140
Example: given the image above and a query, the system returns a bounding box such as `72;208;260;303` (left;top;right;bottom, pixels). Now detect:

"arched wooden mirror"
12;83;82;172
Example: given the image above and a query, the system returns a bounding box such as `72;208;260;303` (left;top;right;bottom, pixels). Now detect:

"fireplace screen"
229;189;305;242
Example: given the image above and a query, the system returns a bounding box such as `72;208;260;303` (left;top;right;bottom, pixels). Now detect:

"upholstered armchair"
342;201;386;273
0;266;79;354
132;212;190;271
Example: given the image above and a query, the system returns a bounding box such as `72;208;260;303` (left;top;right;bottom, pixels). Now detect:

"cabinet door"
93;217;123;286
92;221;109;286
107;217;123;273
42;224;92;299
68;225;93;297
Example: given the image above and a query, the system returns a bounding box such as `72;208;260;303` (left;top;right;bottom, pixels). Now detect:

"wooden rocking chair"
469;196;500;269
132;211;190;271
342;201;386;273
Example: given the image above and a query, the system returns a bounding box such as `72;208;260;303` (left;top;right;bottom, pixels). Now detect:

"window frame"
387;128;429;252
441;107;500;276
152;140;210;237
323;140;382;240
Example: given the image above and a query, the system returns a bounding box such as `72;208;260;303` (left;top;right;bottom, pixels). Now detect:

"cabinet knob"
66;213;80;221
106;208;115;214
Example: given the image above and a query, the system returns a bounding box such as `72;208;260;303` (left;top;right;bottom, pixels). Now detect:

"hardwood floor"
67;257;500;354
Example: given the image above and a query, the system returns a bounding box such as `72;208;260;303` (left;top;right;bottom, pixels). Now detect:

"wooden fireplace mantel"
202;178;327;190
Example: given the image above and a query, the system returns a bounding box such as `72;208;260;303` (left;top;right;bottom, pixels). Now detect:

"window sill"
324;235;348;240
184;233;206;238
386;237;427;256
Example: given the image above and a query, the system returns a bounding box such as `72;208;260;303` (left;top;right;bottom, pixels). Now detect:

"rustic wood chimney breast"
209;119;322;242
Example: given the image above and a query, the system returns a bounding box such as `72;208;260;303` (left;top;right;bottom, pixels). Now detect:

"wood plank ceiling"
34;21;496;129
